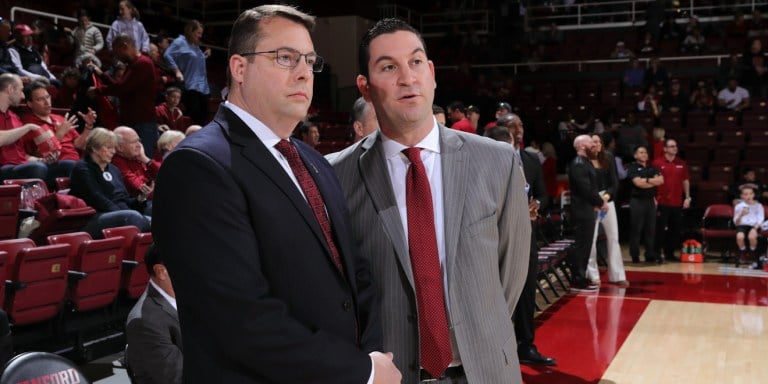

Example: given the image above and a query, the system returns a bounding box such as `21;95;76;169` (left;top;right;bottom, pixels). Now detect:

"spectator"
467;104;480;133
741;38;768;99
681;27;706;53
729;167;768;205
747;9;768;38
727;11;748;38
446;101;475;133
147;43;175;97
639;32;655;55
21;81;96;188
643;57;670;91
645;0;665;41
0;73;47;181
112;126;158;204
295;121;319;149
164;20;211;125
733;184;764;262
627;145;663;263
717;76;750;111
484;101;512;130
350;96;378;142
155;130;184;161
68;127;151;238
9;24;60;86
652;138;691;262
637;85;661;117
616;112;648;161
106;0;150;53
0;20;20;75
90;34;159;157
661;78;688;114
623;57;645;88
610;40;635;59
126;243;182;384
432;104;446;125
66;10;104;65
156;87;186;132
689;79;717;112
716;53;744;91
651;126;665;160
52;67;81;109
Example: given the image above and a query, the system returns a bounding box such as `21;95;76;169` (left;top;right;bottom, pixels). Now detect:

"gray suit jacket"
329;126;530;383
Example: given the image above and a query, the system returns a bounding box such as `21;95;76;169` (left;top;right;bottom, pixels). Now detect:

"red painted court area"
522;270;768;384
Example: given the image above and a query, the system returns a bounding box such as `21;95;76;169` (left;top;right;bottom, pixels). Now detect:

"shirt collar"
149;279;177;311
380;118;441;160
224;101;284;149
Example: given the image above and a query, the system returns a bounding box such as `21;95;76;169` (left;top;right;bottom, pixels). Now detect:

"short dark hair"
227;5;315;86
485;125;511;143
358;18;425;78
23;80;48;101
295;120;317;137
496;113;520;127
165;86;182;96
144;243;162;276
351;97;368;123
432;104;444;115
632;144;648;155
112;33;136;48
447;101;466;115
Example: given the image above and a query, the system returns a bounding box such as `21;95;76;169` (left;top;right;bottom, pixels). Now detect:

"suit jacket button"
342;299;353;312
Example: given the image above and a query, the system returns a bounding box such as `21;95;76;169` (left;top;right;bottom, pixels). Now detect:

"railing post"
631;1;636;23
577;4;582;25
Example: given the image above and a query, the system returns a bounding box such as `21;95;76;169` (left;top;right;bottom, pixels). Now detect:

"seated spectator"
661;79;688;114
639;32;655;55
733;184;764;260
643;57;670;91
718;76;750;111
21;81;98;188
155;130;184;161
610;40;635;59
164;20;211;126
727;11;748;38
741;38;768;99
51;67;81;109
69;127;151;238
0;20;21;76
681;27;706;53
637;85;661;117
0;73;47;181
184;124;201;136
729;167;768;205
467;105;481;133
295;121;319;149
716;54;744;90
616;112;648;161
111;126;159;200
126;243;182;384
9;24;60;87
156;87;186;132
65;10;104;66
432;104;446;126
623;58;645;88
446;101;475;133
689;79;717;112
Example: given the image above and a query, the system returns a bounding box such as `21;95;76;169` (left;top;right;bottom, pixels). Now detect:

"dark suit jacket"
126;283;183;384
568;155;604;221
520;149;549;212
152;105;380;383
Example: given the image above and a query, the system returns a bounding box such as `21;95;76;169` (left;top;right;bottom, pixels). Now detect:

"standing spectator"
717;76;750;111
467;104;480;133
51;67;81;109
741;38;768;99
164;20;211;125
484;101;512;130
0;20;19;75
111;126;159;201
9;24;60;86
148;43;175;97
662;78;688;114
645;0;665;41
628;145;663;263
651;126;666;160
716;53;744;91
69;127;151;238
568;135;607;291
585;133;628;287
89;34;159;157
733;184;764;261
747;9;768;38
610;40;635;59
0;73;47;181
652;138;691;262
106;0;150;53
446;101;475;133
155;87;186;132
125;243;182;384
66;10;104;65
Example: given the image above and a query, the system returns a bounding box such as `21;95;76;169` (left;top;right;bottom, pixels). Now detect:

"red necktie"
275;140;344;275
403;147;453;378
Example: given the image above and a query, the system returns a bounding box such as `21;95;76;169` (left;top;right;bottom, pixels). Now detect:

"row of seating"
0;226;150;327
700;204;768;266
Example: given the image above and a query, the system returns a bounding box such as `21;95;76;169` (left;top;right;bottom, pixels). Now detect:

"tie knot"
403;147;422;164
274;139;296;158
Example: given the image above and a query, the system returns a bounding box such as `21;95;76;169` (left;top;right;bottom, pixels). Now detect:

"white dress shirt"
149;279;177;311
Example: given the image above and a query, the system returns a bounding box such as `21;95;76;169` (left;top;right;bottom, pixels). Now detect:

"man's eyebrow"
371;48;426;66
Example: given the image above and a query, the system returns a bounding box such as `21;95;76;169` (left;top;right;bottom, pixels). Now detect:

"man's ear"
356;75;370;101
229;55;246;85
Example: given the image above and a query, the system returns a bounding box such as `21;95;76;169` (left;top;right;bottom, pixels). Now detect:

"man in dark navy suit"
152;5;400;383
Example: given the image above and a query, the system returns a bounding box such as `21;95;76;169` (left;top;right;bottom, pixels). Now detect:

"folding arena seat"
102;226;153;299
0;239;70;325
688;164;704;184
54;177;70;192
696;181;730;209
719;131;746;147
0;184;21;240
710;147;742;165
47;232;124;312
707;164;737;184
690;130;718;145
3;178;48;194
713;112;739;130
700;204;736;260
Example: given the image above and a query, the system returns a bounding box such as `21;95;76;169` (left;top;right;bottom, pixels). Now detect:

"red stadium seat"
0;239;70;325
102;226;152;299
0;184;21;240
54;177;70;192
3;179;49;194
47;233;124;312
700;204;736;259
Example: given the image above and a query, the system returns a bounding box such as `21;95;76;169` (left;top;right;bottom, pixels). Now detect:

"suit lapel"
359;133;415;288
148;284;179;322
218;109;330;262
439;127;467;287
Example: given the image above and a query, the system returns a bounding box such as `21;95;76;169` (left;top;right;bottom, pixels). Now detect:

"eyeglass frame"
239;47;324;73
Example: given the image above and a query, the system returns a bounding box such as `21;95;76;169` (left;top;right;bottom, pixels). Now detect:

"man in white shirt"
718;76;751;111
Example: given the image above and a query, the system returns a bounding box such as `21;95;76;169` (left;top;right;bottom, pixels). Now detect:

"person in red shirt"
0;73;47;182
111;126;158;203
446;101;475;134
651;138;691;262
155;86;188;132
89;34;159;158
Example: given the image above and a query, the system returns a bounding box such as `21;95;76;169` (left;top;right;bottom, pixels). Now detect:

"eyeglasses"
240;47;324;73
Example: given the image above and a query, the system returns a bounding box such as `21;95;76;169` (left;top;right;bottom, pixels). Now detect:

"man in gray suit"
329;18;530;384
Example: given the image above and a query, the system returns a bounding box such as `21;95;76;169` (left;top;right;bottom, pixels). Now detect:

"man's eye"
382;64;396;72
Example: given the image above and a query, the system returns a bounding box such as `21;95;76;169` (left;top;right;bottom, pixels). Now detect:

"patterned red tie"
403;147;453;378
275;140;344;275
